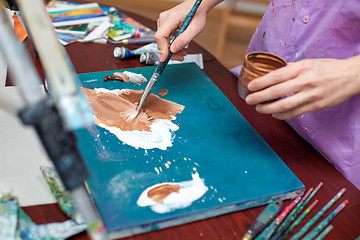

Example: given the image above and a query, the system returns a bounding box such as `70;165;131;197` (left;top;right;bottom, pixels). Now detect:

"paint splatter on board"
137;172;208;214
82;87;184;150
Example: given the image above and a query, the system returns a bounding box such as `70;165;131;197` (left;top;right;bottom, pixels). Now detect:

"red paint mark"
271;0;275;13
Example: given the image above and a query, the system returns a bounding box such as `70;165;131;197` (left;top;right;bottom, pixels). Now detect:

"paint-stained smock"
230;0;360;190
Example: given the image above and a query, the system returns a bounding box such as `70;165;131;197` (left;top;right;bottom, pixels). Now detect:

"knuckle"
271;87;284;97
153;31;161;41
278;101;292;111
299;59;312;70
158;11;168;20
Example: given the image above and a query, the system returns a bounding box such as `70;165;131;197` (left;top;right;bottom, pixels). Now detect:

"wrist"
195;0;223;14
344;55;360;96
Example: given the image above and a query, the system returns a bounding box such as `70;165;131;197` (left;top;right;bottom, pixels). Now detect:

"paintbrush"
127;0;203;121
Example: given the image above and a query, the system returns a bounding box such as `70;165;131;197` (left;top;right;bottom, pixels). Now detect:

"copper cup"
237;52;287;99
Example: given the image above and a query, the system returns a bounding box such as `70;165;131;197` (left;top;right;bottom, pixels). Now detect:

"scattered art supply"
82;87;184;150
47;3;154;45
280;182;322;239
40;166;84;224
83;20;112;42
302;199;348;240
47;3;109;27
75;64;304;238
270;187;314;240
285;199;319;238
120;71;148;85
242;200;283;240
107;9;152;41
291;188;346;240
140;52;204;69
302;182;323;206
314;225;333;240
103;74;124;82
140;52;160;65
0;195;86;239
109;37;156;45
113;42;159;59
108;13;136;41
103;71;147;85
255;196;301;240
137;172;208;214
170;53;204;69
134;27;154;38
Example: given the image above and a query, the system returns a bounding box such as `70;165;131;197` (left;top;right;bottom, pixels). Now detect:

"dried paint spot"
262;31;266;43
252;53;258;62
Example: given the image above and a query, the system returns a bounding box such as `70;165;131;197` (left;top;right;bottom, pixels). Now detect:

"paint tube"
140;52;160;65
113;42;159;59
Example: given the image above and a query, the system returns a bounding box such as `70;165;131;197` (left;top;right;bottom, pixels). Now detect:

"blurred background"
79;0;269;70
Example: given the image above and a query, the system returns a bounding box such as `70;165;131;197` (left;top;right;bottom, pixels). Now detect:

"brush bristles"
126;110;139;121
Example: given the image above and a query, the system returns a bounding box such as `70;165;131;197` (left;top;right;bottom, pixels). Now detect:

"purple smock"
230;0;360;189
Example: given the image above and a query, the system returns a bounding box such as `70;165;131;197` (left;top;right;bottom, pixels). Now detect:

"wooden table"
10;3;360;240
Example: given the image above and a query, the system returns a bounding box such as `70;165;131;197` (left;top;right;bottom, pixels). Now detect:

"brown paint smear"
82;87;184;132
147;184;181;203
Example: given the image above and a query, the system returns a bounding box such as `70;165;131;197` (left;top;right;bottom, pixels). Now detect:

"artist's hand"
154;0;217;62
245;56;360;120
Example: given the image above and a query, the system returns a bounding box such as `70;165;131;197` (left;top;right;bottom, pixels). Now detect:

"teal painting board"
74;63;304;238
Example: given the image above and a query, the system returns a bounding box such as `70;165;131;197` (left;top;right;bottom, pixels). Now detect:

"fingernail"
247;82;254;90
160;54;166;62
255;106;263;113
171;43;180;53
246;96;253;104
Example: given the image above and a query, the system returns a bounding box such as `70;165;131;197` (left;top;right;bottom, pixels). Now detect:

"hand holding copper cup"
237;52;287;99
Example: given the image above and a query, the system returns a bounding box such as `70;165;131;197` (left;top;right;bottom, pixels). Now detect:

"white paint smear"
137;172;208;214
99;119;179;150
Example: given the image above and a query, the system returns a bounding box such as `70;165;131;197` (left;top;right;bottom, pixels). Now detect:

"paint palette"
74;63;304;239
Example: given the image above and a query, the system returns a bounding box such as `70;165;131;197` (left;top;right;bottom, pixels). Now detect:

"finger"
254;90;312;116
171;49;187;61
246;76;300;105
271;100;321;120
248;62;300;91
153;30;170;62
154;13;182;62
170;15;205;53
